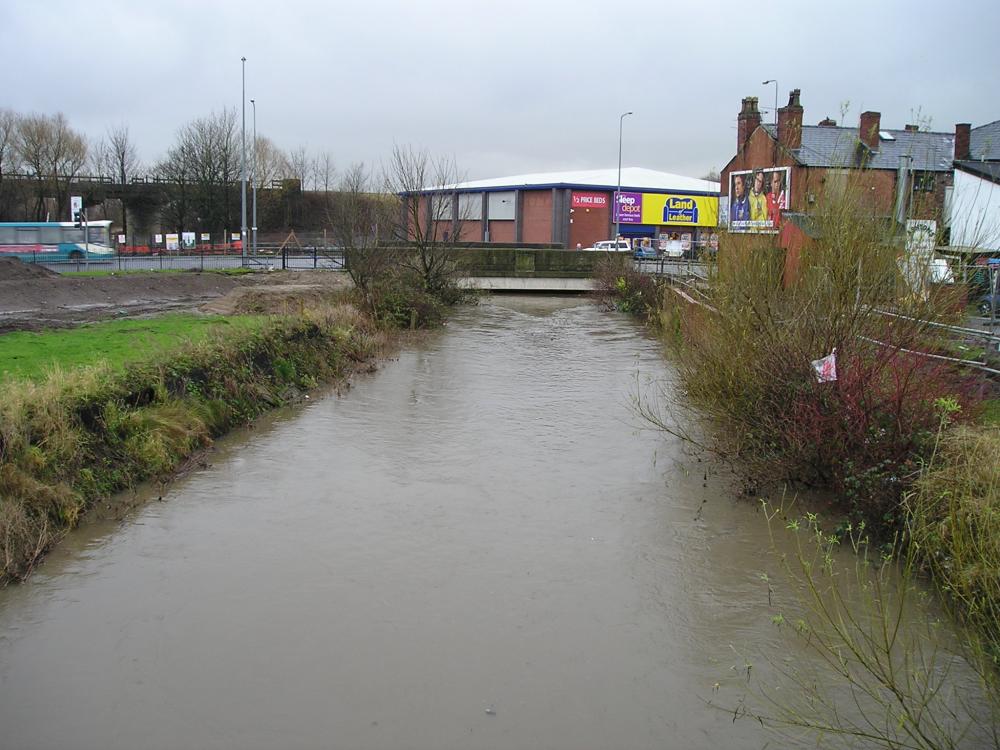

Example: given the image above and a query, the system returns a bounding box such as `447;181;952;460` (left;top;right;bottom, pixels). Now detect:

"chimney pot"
818;117;836;127
737;95;762;152
777;89;804;151
955;123;971;160
859;111;881;150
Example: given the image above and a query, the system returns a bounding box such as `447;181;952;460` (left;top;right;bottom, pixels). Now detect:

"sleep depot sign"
613;192;718;227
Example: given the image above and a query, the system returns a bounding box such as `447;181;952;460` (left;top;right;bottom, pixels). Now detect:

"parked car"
977;293;1000;316
586;239;631;252
662;239;684;258
634;244;659;259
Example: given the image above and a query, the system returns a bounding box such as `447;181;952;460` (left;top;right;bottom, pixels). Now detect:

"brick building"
720;89;957;248
406;168;719;251
950;120;1000;253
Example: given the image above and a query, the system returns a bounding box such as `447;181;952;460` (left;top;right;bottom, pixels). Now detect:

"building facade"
721;90;957;237
407;168;720;251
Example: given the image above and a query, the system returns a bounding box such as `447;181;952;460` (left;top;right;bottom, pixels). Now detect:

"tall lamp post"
240;56;247;262
615;111;633;242
250;98;257;256
762;79;778;124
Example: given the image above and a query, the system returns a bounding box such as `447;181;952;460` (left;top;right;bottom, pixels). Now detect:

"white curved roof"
440;167;719;195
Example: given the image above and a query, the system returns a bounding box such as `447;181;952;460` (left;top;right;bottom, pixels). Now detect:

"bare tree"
157;109;240;233
0;109;21;219
313;150;336;212
287;146;313;190
383;144;468;296
15;112;87;220
94;124;142;239
252;135;290;189
328;162;397;313
154;138;195;234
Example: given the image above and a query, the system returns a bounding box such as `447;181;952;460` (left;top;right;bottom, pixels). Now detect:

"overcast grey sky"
2;0;998;182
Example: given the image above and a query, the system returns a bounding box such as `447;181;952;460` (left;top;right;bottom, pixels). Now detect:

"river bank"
597;239;1000;677
0;289;385;584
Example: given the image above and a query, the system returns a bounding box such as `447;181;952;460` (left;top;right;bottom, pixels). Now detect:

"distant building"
716;89;1000;281
404;168;719;251
721;89;957;238
949;120;1000;253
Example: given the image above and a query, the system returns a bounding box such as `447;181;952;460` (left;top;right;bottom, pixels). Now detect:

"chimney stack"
818;117;836;127
859;111;881;150
777;89;803;151
904;124;919;132
737;96;761;152
955;123;971;160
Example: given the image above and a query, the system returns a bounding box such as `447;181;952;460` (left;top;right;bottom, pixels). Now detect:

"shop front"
613;191;719;255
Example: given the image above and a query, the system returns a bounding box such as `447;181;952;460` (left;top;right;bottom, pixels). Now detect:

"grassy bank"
908;423;1000;664
0;304;381;583
640;207;1000;665
0;314;263;382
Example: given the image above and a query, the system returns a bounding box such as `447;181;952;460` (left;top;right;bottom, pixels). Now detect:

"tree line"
0;107;336;235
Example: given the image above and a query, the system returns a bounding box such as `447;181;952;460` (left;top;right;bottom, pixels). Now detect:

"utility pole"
241;56;247;263
615;111;633;242
251;98;258;256
762;80;778;124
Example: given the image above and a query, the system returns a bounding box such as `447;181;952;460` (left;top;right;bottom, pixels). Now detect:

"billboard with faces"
728;167;790;233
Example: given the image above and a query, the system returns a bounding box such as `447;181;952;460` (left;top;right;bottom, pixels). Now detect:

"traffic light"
73;210;83;228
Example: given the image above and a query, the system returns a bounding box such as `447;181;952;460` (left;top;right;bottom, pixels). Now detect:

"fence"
22;242;345;273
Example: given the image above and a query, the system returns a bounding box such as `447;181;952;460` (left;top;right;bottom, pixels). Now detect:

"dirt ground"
0;261;352;334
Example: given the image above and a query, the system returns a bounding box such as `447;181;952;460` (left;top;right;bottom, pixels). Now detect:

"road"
41;251;346;274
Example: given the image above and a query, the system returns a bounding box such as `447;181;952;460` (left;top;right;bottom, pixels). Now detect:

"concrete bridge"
39;245;707;290
457;247;707;291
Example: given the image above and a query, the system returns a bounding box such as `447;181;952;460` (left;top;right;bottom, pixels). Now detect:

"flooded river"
0;296;983;749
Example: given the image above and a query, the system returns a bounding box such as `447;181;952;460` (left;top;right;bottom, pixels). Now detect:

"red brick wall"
569;195;611;249
456;220;481;242
720;126;947;220
521;190;553;244
488;220;515;243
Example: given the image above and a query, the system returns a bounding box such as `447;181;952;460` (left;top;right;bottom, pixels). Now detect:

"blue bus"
0;220;115;262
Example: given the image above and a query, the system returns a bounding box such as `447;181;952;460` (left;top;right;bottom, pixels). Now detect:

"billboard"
613;192;718;227
728;167;790;233
641;194;718;227
572;191;608;209
613;192;643;224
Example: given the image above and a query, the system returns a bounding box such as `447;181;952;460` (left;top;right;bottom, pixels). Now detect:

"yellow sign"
640;193;718;227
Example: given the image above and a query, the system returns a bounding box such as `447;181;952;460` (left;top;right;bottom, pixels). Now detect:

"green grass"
981;398;1000;427
0;313;263;382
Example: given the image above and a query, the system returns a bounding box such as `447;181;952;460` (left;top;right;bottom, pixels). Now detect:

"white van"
586;239;631;252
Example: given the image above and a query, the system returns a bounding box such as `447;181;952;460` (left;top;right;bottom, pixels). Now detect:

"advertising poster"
572;192;608;209
728;167;790;233
641;194;719;227
613;192;643;224
200;232;211;242
181;232;196;250
615;192;718;226
154;233;163;244
165;233;179;251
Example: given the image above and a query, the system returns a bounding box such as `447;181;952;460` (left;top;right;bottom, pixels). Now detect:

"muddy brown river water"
0;296;987;749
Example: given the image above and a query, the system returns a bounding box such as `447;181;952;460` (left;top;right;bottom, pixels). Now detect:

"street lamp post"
251;98;257;256
762;80;778;124
615;111;633;242
240;56;247;262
